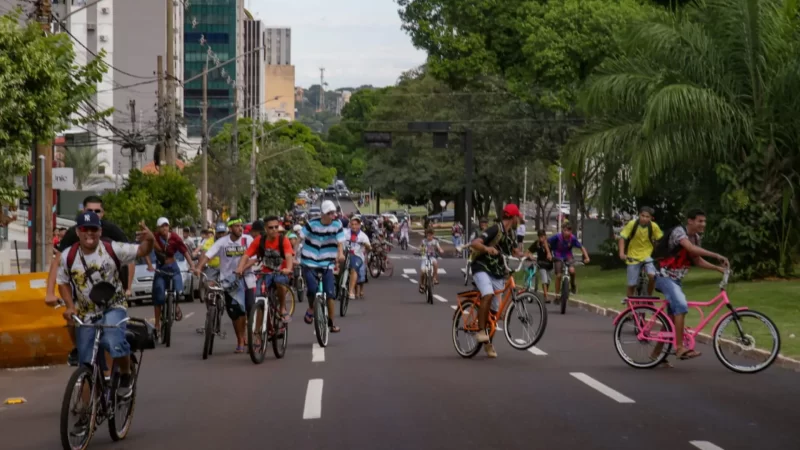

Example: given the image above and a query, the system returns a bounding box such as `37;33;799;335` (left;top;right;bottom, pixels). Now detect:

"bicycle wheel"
202;305;216;360
368;255;381;279
504;292;548;350
60;366;98;450
713;309;780;374
108;354;139;441
313;295;329;347
247;298;269;364
559;277;569;315
339;286;349;317
163;293;173;348
272;300;288;359
452;300;482;358
284;286;296;317
426;274;433;304
463;262;470;286
383;258;394;277
613;306;672;369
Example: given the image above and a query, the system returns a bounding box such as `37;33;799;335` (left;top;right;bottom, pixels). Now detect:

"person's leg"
101;309;133;395
433;258;439;283
553;260;563;296
473;272;496;343
276;275;291;322
568;262;577;293
322;268;339;331
303;267;317;323
152;272;166;331
626;263;641;297
539;267;550;299
645;262;657;295
171;267;184;321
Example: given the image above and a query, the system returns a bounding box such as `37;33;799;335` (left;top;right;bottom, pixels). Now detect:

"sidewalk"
1;223;32;275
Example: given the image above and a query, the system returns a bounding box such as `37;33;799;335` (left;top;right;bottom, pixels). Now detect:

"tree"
0;9;108;205
569;0;800;277
62;146;109;190
102;167;199;237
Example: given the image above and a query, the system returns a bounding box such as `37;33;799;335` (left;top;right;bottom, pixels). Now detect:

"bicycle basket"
126;317;157;350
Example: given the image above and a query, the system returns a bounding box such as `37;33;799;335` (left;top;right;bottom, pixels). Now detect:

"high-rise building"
264;27;291;65
263;27;295;122
243;13;265;120
183;0;245;138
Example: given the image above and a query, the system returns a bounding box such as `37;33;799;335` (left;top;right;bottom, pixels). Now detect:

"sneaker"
117;374;133;398
67;348;79;367
69;416;90;438
475;330;490;344
484;343;498;358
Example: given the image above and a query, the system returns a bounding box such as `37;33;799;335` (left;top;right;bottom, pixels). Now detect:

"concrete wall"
265;65;296;120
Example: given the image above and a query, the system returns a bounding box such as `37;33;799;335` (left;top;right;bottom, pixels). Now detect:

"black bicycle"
337;246;353;317
368;241;394;278
153;269;180;347
200;273;226;360
57;305;155;450
249;272;289;364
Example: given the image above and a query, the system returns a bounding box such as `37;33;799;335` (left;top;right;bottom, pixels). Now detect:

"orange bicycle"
452;257;548;358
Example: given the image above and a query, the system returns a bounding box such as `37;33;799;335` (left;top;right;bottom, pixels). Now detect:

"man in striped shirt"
301;200;346;332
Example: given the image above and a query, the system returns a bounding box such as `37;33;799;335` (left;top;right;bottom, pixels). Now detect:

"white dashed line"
689;442;725;450
303;379;324;419
403;268;417;275
312;343;325;362
433;295;448;303
570;373;635;404
450;305;457;310
512;339;547;355
409;279;418;284
402;274;409;279
438;269;447;274
184;312;195;320
461;268;467;274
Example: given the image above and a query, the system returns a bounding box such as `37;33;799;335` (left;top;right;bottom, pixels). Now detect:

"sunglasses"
78;226;100;233
267;225;280;230
85;209;102;214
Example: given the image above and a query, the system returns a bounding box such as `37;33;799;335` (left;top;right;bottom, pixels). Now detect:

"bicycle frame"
455;258;528;334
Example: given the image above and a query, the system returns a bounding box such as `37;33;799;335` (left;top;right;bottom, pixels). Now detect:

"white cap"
321;200;336;214
156;217;170;227
293;224;302;232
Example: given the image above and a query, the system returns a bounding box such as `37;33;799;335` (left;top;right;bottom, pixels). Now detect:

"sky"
249;0;427;90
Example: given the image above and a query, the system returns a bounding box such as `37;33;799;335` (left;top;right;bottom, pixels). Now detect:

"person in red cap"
468;203;524;358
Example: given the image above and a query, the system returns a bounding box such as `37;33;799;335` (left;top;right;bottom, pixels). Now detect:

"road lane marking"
569;373;635;404
512;339;547;355
303;379;323;419
438;269;447;274
433;295;448;303
402;274;409;279
450;305;457;310
403;268;417;274
184;312;195;320
312;343;325;362
690;441;725;450
409;279;418;284
461;268;466;274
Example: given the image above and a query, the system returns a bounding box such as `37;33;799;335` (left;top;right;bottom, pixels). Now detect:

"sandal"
282;313;292;323
175;306;183;322
234;346;245;354
330;325;341;333
676;349;702;360
304;311;313;325
418;286;425;294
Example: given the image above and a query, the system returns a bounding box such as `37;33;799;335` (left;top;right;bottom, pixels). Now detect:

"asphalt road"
1;235;798;450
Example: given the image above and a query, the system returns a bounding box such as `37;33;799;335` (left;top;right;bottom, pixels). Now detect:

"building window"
97;166;106;175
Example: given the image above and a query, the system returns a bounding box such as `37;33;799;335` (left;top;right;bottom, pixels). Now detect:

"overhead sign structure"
52;168;74;190
363;132;393;149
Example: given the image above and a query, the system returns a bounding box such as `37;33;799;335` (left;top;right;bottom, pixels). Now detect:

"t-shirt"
527;240;550;263
56;220;131;289
344;229;370;260
183;236;199;253
245;234;294;273
400;221;409;231
205;234;255;280
658;226;700;281
471;222;516;279
155;232;189;263
201;237;219;268
56;242;139;320
620;219;664;264
517;224;526;238
300;218;346;269
421;238;440;258
547;233;582;260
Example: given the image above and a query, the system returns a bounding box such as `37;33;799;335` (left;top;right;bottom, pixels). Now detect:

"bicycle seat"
627;295;661;300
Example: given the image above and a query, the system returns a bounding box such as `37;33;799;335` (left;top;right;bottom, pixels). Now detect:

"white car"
129;255;198;305
381;213;398;225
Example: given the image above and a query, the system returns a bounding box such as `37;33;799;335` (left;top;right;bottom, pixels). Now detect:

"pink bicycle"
612;270;780;373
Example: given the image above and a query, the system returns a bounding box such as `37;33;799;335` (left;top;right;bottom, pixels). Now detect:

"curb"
564;296;800;372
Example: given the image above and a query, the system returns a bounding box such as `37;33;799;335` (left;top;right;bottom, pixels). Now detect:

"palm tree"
62;146;110;190
568;0;799;276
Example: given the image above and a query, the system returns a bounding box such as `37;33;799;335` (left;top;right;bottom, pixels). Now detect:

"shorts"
420;257;438;270
655;276;688;315
224;288;255;320
626;261;656;287
203;267;220;281
303;266;336;302
76;308;130;366
152;262;183;305
472;271;505;312
256;272;290;296
553;258;574;274
538;267;550;285
349;256;367;284
517;235;525;244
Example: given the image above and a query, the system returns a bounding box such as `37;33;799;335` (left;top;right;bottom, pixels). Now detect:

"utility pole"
156;55;164;166
230;100;239;217
33;0;53;272
128;99;137;171
165;0;176;166
250;117;258;221
201;70;209;229
318;67;325;112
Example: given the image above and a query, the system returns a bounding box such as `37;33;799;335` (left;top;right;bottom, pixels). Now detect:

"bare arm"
679;238;728;265
126;263;134;292
692;256;726;273
136;230;155;258
617;238;627;259
196;254;209;274
57;283;75;310
45;251;63;305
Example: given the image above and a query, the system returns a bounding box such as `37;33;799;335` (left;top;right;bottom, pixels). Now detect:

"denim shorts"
152;262;183;305
626;261;656;286
256;272;290;296
472;271;505;312
655;276;689;315
349;256;366;284
303;266;335;302
76;308;130;366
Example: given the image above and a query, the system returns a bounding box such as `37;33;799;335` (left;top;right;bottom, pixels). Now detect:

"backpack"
651;226;684;260
65;241;122;288
623;219;654;253
257;233;288;262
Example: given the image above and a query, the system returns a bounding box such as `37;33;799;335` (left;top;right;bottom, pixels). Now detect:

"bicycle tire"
504;292;548;350
426;274;433;304
202;305;216;360
272;300;288;359
384;258;394;277
340;287;349;317
108;355;139;441
284;286;296;317
313;295;329;347
248;299;268;364
713;309;781;374
60;365;98;450
613;306;671;369
452;300;482;358
559;277;569;315
368;255;381;279
162;293;173;348
463;263;470;286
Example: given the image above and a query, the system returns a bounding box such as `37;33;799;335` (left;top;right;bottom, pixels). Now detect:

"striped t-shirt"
300;218;345;269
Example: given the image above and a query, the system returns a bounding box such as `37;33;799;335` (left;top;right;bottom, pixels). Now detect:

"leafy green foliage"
63;146;109;190
102;167;199;237
0;9;109;205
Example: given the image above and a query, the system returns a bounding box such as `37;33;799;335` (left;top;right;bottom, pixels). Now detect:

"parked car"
425;210;455;224
129;254;198;305
324;185;338;197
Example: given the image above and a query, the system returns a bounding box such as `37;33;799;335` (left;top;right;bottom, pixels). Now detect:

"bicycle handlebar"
53;299;130;328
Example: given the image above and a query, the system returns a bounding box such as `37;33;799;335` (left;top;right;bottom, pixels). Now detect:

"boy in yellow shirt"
617;206;663;296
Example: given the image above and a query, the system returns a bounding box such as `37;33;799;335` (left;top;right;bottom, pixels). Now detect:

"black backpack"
651;226;684;260
622;219;654;253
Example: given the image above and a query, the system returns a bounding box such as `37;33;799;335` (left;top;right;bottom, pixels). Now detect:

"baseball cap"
214;222;228;233
76;211;102;229
292;224;302;233
243;224;252;234
156;217;170;227
351;215;362;223
502;204;522;218
321;200;336;214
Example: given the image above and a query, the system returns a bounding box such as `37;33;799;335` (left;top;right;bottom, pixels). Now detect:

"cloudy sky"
249;0;427;90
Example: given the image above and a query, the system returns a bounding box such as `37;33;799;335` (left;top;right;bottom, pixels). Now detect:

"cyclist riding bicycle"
419;228;444;291
149;217;196;331
469;204;524;358
195;217;255;353
345;216;371;299
56;212;155;397
399;217;410;247
238;215;294;325
525;230;553;299
300;200;345;332
618;206;663;296
547;224;590;296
